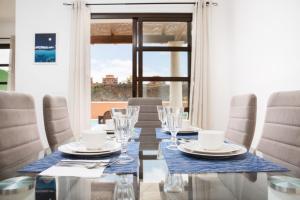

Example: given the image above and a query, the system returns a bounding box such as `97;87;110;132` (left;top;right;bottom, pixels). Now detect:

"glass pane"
0;49;10;65
90;19;133;122
0;67;8;82
143;22;188;47
143;52;188;77
142;81;189;109
0;67;8;91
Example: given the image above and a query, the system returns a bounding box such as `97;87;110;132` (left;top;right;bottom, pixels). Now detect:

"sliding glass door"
90;13;192;121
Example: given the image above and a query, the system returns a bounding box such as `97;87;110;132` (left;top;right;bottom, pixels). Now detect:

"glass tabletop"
30;171;296;200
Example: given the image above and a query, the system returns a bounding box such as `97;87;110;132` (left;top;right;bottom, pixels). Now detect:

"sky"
91;44;188;83
35;33;56;49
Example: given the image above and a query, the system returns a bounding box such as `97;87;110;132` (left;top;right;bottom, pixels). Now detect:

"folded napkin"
39;165;105;178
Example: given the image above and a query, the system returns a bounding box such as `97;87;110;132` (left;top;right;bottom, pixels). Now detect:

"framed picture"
34;33;56;63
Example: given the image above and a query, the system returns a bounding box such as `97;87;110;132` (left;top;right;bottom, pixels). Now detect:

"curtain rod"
0;38;10;39
63;2;218;6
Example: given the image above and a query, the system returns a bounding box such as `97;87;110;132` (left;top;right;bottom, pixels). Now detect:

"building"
102;75;118;85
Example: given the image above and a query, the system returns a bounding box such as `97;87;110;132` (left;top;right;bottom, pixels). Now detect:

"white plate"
178;143;247;158
182;141;242;154
162;127;198;134
58;141;121;156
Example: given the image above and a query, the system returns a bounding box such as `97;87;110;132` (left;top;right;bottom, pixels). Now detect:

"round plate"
178;144;247;158
181;141;243;154
58;141;121;156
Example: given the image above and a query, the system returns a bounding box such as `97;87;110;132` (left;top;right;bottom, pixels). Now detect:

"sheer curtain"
189;0;212;129
68;0;91;137
7;36;15;91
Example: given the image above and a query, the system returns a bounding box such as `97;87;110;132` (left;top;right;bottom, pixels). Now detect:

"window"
90;14;192;121
133;15;192;110
0;44;10;91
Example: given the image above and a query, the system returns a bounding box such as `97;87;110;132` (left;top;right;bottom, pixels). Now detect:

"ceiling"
91;19;187;44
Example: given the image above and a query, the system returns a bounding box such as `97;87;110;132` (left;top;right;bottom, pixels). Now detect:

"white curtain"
189;0;212;129
7;36;15;91
68;0;91;137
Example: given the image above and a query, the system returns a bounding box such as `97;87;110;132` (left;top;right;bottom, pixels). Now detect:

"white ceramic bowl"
198;130;225;150
81;129;107;149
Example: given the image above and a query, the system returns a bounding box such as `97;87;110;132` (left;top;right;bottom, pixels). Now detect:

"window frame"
91;13;192;109
0;43;10;87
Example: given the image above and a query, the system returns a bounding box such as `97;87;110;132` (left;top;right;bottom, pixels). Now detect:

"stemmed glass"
113;114;133;164
113;175;135;200
157;105;167;130
165;107;183;150
127;106;140;140
164;173;184;193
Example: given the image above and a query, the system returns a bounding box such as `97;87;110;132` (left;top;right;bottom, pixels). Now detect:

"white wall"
15;0;71;147
209;0;300;148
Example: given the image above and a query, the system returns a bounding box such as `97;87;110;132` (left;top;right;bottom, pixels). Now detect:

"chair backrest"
0;92;43;180
226;94;257;149
257;91;300;177
43;95;74;151
103;110;112;123
128;98;162;150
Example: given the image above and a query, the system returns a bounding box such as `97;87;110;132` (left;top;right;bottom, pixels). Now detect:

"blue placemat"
160;142;288;174
156;128;198;140
19;142;140;175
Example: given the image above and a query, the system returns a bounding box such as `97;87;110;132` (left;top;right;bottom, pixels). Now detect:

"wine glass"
127;106;140;139
157;105;167;130
113;175;135;200
164;173;184;193
165;107;183;150
113;115;134;164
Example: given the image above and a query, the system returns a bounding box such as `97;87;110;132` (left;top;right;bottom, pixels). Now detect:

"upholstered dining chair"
43;95;74;151
128;97;162;150
0;91;44;180
256;90;300;178
225;94;257;149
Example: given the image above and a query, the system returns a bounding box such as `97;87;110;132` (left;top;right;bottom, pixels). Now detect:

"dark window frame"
91;13;192;109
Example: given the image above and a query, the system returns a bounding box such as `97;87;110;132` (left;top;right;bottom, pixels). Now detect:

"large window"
0;44;10;91
133;16;191;109
90;14;192;120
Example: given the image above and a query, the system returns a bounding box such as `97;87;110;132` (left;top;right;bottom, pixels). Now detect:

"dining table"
10;128;300;200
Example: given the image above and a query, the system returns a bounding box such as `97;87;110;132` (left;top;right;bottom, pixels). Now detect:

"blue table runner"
155;128;198;140
19;142;140;175
160;142;288;174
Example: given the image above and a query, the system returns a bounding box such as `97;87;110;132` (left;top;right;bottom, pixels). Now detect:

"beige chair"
0;92;43;180
225;94;257;149
43;95;74;151
257;90;300;177
128;98;162;150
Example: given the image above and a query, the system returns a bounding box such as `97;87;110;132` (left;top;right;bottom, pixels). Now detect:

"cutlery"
60;159;110;163
56;159;120;169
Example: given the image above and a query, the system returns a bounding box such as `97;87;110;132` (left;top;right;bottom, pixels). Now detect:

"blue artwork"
35;33;56;63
